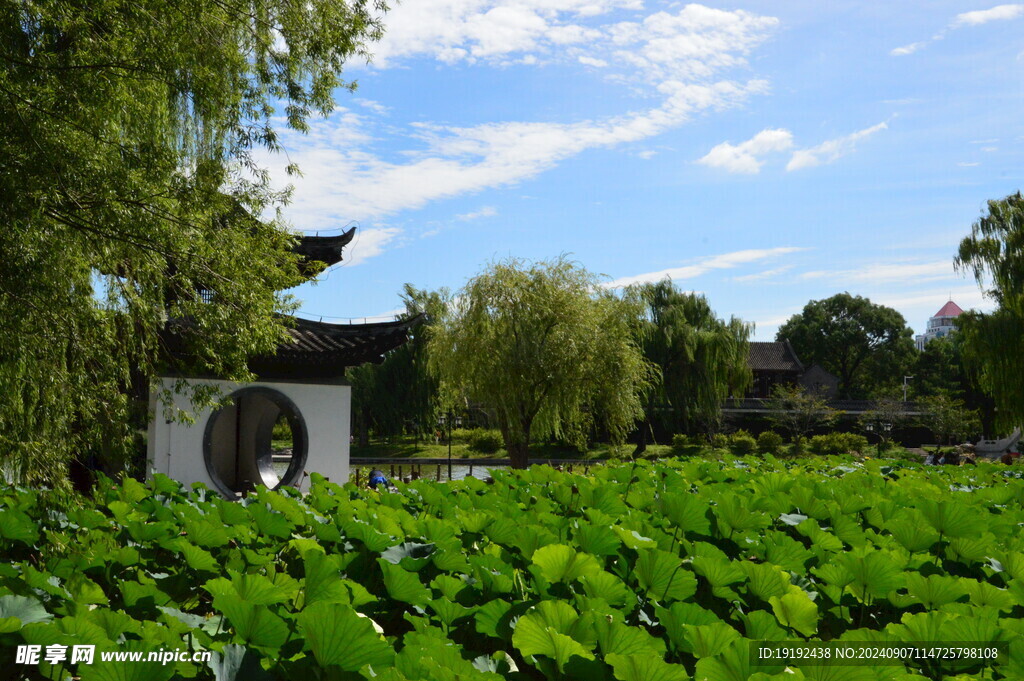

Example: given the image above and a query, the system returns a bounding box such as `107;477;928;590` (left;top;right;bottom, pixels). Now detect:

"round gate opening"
203;388;308;497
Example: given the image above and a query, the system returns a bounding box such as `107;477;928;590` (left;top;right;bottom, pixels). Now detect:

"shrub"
730;430;757;455
671;434;690;450
467;428;504;454
809;432;869;455
710;433;729;450
757;430;784;455
449;428;473;443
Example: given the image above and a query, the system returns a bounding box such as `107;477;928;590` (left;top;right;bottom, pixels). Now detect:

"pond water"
351;463;506;484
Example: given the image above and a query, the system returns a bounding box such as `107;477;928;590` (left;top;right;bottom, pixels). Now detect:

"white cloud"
258;3;779;263
891;42;927;56
800;260;954;284
891;4;1023;55
605;247;806;288
958;161;981;167
951;4;1024;27
636;149;657;159
578;56;608;67
786;121;888;171
981;146;998;152
341;227;403;266
267;78;766;222
456;205;498;220
733;265;794;282
697;128;793;174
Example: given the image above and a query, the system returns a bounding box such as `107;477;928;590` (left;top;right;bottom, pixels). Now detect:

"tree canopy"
776;293;915;399
626;280;751;447
429;257;651;468
954;191;1024;432
0;0;386;485
349;285;444;445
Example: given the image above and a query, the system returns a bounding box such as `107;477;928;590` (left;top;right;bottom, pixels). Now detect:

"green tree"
626;280;752;452
0;0;386;485
777;293;915;398
762;383;839;446
429;257;651;468
955;191;1024;432
350;285;445;445
917;395;981;448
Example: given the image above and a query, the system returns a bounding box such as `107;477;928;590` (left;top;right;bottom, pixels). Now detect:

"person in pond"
368;469;390;490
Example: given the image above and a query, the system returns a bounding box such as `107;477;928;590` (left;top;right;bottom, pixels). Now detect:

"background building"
915;300;963;350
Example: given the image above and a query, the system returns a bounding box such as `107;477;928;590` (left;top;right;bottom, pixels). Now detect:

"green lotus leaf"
379;558;430;606
613;527;658;550
680;622;742;659
740;610;788;641
836;548;902;602
179;541;220;573
795;519;844;554
742;562;791;602
343;519;395;553
606;653;689;681
381;542;436;570
659;492;712;535
762;532;814;573
475;599;517;640
532;544;603;583
886;516;939;553
634;549;697;603
592;617;665;657
904;573;967;609
0;509;39;545
573;523;623;556
918;500;977;538
512;613;595;673
580;572;632;609
427;597;474;628
691;556;745;588
297;601;394;671
769;591;818;637
248;504;293;538
205;572;288;605
963;580;1016;611
214;594;290;651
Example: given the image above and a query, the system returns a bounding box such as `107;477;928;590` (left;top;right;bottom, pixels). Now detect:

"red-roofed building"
915;300;964;350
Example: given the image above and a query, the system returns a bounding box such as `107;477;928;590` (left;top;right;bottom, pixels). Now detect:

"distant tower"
915;300;963;351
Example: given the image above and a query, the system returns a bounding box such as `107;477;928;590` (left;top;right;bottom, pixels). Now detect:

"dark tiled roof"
747;341;803;372
251;316;420;378
163;315;420;379
294;227;356;275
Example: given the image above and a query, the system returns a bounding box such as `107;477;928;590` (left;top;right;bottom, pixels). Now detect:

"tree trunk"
633;418;649;457
508;441;530;469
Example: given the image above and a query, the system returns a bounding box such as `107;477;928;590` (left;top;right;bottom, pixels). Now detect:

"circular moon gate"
202;387;308;497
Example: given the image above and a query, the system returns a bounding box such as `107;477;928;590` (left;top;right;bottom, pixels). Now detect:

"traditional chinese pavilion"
146;227;415;497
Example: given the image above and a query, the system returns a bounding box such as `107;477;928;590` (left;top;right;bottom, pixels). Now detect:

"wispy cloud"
958;161;981;167
456;206;498;221
697;128;793;174
891;3;1024;56
260;2;780;250
605;247;806;288
786;121;888;171
733;265;794;282
952;4;1024;27
890;41;927;56
800;260;954;284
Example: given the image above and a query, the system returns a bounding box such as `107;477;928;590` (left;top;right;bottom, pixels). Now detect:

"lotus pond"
1;456;1023;680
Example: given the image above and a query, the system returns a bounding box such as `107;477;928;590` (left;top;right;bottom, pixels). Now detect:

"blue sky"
261;1;1024;340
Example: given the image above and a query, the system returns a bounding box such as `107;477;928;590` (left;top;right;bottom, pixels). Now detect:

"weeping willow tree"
954;191;1024;433
0;0;387;487
626;280;752;451
430;257;652;469
349;285;444;445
